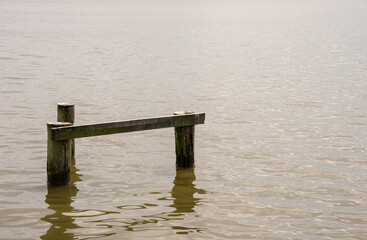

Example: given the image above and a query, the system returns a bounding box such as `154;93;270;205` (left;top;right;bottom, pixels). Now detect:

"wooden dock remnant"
47;103;205;186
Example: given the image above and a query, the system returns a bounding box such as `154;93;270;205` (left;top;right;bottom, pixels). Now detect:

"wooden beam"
51;113;205;141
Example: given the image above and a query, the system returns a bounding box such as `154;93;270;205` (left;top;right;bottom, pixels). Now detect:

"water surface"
0;0;366;239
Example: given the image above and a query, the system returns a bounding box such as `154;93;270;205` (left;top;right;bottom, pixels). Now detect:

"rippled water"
1;0;367;239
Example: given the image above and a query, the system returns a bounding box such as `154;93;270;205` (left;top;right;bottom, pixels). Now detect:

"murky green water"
1;0;366;239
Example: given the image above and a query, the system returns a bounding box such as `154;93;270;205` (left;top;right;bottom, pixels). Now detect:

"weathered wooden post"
47;104;204;186
47;122;72;186
57;103;75;163
174;111;195;168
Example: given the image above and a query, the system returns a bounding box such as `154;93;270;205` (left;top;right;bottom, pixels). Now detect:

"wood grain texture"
57;103;74;124
57;103;75;163
47;122;72;186
175;125;195;168
51;113;205;141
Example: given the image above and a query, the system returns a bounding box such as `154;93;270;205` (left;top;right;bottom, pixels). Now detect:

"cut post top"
174;111;195;115
57;102;74;107
47;122;72;127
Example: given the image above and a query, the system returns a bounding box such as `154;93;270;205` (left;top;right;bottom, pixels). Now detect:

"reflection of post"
41;164;82;240
170;167;206;213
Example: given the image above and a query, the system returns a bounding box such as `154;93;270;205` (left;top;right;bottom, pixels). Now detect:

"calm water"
1;0;367;239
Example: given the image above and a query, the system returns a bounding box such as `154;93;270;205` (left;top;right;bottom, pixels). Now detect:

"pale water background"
1;0;367;239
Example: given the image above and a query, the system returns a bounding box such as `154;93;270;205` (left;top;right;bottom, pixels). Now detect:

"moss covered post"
47;122;72;186
174;111;195;168
57;103;75;163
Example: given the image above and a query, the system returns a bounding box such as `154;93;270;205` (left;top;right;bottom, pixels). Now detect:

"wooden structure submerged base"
47;104;205;186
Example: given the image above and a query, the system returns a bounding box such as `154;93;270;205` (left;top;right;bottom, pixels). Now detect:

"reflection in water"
121;167;207;234
170;167;206;213
114;167;207;234
41;165;207;237
169;167;207;234
41;164;81;240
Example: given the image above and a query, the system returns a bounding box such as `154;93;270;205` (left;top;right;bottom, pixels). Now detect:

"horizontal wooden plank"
52;113;205;141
